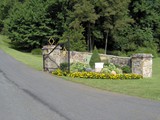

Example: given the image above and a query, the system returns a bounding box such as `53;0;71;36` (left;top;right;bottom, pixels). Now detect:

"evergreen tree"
0;0;17;32
4;0;54;50
68;0;99;52
89;47;101;69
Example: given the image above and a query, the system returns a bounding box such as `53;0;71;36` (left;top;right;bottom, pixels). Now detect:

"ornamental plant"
89;47;101;69
68;72;143;80
52;69;67;76
102;63;123;74
52;69;143;79
70;62;90;72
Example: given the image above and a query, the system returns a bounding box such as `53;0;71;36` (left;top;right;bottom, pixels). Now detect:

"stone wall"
42;46;131;70
69;51;131;67
42;45;153;78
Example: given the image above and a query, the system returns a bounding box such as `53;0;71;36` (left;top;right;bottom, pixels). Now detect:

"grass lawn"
0;35;160;101
0;35;42;70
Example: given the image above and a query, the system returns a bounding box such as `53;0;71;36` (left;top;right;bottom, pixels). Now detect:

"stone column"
131;54;153;78
42;45;62;72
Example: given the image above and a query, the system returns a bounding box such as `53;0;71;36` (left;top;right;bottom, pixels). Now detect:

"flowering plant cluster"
68;72;142;79
52;69;142;80
52;69;67;76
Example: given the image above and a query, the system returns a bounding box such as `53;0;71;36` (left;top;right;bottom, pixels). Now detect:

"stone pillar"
42;45;62;72
131;54;153;78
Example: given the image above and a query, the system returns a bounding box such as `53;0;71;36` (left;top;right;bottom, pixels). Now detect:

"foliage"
129;0;160;53
61;21;86;52
4;0;54;51
107;50;127;57
68;0;99;51
52;69;67;76
68;72;142;79
97;48;105;54
135;47;158;58
0;0;18;32
127;47;158;57
89;47;101;68
70;62;90;72
102;63;123;74
31;48;42;55
121;66;131;73
60;62;68;72
1;0;160;54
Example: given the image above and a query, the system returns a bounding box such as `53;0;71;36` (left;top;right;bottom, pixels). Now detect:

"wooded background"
0;0;159;57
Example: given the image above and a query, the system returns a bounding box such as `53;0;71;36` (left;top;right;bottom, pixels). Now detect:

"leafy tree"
94;0;133;52
4;0;54;51
0;0;18;32
61;18;86;51
2;0;160;54
68;0;99;52
129;0;160;52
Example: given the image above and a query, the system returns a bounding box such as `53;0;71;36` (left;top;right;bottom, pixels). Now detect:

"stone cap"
132;53;153;58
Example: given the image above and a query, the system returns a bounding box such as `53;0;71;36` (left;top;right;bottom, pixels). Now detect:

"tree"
4;0;54;50
89;47;101;68
129;0;160;52
68;0;99;52
94;0;133;52
0;0;17;32
61;18;86;51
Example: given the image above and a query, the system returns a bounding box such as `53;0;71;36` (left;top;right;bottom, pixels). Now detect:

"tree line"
0;0;160;56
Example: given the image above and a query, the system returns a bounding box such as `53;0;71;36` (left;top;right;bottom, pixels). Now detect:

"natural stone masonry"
69;51;131;67
42;46;153;77
132;54;153;78
42;45;62;72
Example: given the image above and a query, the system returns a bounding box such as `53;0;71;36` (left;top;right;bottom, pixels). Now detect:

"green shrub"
98;48;105;54
70;62;90;72
127;47;158;57
89;47;101;68
107;51;127;57
68;72;142;79
103;63;122;74
122;66;131;73
60;62;68;72
101;68;111;74
31;48;42;55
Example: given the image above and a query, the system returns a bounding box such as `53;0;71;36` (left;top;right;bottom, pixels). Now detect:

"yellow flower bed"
68;72;142;79
52;69;143;80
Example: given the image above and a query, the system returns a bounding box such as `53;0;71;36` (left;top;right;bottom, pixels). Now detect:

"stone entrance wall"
42;45;153;78
69;51;131;67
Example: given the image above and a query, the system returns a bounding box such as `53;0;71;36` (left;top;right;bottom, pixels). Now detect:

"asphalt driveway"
0;50;160;120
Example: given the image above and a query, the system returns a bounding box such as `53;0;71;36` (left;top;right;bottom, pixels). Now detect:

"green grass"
0;35;42;70
63;57;160;101
0;35;160;101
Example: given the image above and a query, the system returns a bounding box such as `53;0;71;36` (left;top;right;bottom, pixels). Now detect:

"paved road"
0;50;160;120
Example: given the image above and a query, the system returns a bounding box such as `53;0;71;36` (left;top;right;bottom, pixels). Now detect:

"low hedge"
52;69;143;80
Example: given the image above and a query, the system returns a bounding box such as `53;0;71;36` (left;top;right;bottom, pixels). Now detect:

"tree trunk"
87;22;91;52
105;31;108;54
